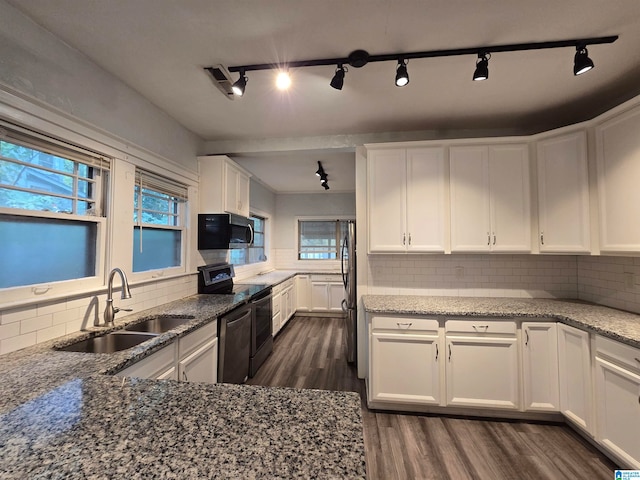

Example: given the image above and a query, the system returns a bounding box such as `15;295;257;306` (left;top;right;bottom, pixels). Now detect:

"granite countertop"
363;295;640;349
239;270;341;287
0;284;366;478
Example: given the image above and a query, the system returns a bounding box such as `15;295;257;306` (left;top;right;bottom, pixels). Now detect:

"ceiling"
7;0;640;193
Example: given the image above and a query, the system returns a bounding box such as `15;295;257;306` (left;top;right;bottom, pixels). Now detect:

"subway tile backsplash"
0;275;197;355
367;254;579;298
578;256;640;314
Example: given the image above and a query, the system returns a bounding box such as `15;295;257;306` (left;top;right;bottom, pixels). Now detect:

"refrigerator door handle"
341;235;348;289
341;299;348;313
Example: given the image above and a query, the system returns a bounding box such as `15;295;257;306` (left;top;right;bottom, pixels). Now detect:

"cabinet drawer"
179;321;217;357
311;274;341;282
446;318;516;336
596;335;640;373
371;315;439;333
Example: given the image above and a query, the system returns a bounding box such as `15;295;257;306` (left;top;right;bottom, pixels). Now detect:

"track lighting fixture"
573;46;594;76
315;161;330;190
231;70;247;96
473;52;490;81
212;35;617;97
395;59;409;87
330;64;346;90
276;70;291;90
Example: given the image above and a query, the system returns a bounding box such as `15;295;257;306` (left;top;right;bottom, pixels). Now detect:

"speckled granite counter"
239;270;341;287
363;295;640;349
0;291;366;479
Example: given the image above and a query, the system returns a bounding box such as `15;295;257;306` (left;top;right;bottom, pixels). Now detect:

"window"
298;220;349;260
133;169;187;272
0;123;108;289
229;214;266;266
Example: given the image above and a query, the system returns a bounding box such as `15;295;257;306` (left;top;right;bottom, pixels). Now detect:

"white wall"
0;0;202;170
273;192;355;269
0;0;204;354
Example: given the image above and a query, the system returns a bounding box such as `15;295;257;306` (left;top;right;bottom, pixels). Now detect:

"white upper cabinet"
198;155;250;217
536;131;590;253
596;106;640;253
368;147;446;253
450;144;530;252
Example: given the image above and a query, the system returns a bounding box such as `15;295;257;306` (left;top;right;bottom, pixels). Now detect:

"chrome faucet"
104;268;132;326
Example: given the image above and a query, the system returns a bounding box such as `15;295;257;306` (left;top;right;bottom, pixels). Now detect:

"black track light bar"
227;36;617;73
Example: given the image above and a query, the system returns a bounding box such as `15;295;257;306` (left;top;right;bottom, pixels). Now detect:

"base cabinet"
595;336;640;468
116;342;178;380
310;275;344;312
369;316;441;405
522;322;560;411
445;336;519;409
557;323;593;433
178;338;218;384
296;275;311;311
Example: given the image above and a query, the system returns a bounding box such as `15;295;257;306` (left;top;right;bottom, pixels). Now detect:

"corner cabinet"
449;144;530;252
536;132;590;253
596;106;640;253
367;147;446;253
198;155;251;217
310;274;344;312
369;315;442;405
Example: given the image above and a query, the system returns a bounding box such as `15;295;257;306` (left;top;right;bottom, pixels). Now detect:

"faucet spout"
104;268;132;326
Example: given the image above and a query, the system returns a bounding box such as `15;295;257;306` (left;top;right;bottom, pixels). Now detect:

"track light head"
320;172;328;184
232;71;247;96
395;59;409;87
323;182;330;190
574;46;594;75
330;64;346;90
276;70;291;90
315;161;324;177
473;53;489;81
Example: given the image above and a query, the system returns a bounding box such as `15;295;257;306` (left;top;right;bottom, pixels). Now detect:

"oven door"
251;289;272;355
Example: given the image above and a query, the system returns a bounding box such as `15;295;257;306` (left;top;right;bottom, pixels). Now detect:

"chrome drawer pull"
396;322;412;329
525;330;529;346
472;325;489;332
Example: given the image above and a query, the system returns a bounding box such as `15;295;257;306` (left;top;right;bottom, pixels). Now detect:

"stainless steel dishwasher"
218;303;252;384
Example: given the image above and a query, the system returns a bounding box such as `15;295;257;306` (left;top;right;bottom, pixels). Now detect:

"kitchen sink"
123;315;195;333
57;332;158;353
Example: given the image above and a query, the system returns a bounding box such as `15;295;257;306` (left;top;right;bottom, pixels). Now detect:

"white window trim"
294;215;354;269
232;207;272;279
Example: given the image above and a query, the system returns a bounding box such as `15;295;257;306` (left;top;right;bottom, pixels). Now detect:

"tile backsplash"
578;256;640;314
367;254;578;298
0;275;197;355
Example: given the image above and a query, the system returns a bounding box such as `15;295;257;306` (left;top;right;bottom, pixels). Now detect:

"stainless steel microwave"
197;214;254;250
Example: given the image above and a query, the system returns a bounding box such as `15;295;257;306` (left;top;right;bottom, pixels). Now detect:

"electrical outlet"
455;266;465;279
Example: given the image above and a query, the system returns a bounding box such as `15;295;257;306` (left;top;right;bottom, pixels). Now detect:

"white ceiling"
7;0;640;193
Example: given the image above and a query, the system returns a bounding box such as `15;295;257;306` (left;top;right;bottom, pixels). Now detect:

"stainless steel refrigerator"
341;220;357;364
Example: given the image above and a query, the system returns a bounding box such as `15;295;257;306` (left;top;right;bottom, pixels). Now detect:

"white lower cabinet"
115;321;218;384
445;335;519;409
310;275;344;312
557;323;594;434
296;275;311;311
595;335;640;468
116;342;178;380
522;322;559;411
369;315;442;405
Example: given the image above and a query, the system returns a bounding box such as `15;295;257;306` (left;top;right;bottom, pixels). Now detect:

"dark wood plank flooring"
248;316;619;479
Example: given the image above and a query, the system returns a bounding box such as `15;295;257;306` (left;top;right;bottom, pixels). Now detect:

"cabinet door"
557;324;593;433
595;357;640;468
446;336;519;409
406;147;446;252
489;144;531;252
272;310;282;335
450;146;491;252
537;132;590;253
178;338;218;384
327;282;345;312
116;342;177;380
368;149;407;252
596;107;640;252
522;322;559;411
370;332;441;405
296;275;310;311
311;282;329;311
224;162;239;215
236;170;250;217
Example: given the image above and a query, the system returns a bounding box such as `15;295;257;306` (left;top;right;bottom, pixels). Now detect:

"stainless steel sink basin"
123;315;195;333
57;332;158;353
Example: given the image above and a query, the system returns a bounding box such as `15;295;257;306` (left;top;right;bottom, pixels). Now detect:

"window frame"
131;168;188;276
0;123;109;303
295;216;354;265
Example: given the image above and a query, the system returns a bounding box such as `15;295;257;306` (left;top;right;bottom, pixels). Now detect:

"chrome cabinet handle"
487;233;490;245
525;329;529;346
408;233;411;245
182;371;188;382
492;234;496;245
540;231;544;245
435;344;439;361
448;344;452;361
402;233;406;245
396;322;412;329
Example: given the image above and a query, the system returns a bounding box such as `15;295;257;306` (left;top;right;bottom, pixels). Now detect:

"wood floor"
248;316;619;479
